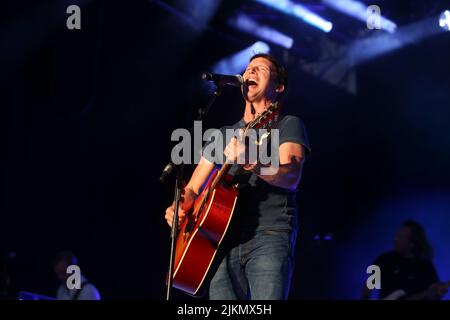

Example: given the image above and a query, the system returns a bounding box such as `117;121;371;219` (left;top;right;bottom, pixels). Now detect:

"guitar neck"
209;163;232;192
405;281;450;300
199;103;280;212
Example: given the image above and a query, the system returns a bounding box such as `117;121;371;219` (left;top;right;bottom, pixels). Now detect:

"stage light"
439;10;450;31
323;0;397;33
212;41;270;75
254;0;333;33
230;13;294;49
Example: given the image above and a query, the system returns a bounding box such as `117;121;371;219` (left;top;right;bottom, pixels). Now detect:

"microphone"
201;72;244;87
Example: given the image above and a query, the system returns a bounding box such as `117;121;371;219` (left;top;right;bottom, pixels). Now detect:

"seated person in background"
361;220;448;300
54;250;101;300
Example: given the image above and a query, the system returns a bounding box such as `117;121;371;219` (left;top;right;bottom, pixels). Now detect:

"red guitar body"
172;170;238;295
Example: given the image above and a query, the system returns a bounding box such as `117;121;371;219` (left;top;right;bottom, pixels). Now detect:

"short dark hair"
53;250;78;267
249;53;288;101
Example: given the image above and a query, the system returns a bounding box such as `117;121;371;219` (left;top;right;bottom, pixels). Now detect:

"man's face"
394;226;413;255
54;261;69;284
242;57;281;103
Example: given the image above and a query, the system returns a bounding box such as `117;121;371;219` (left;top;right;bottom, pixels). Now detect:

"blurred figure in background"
361;220;448;300
54;251;101;300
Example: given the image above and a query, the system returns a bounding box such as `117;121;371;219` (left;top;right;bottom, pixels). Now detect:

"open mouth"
245;78;258;88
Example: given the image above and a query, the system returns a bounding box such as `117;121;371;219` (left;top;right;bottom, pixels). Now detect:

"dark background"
1;0;450;299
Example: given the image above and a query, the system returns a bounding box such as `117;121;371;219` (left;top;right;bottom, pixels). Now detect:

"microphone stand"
159;85;224;301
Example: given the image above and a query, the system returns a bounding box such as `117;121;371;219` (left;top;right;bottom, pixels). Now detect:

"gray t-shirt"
202;114;311;232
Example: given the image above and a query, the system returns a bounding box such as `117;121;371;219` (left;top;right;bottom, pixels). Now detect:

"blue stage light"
231;14;294;49
439;10;450;31
254;0;333;33
323;0;397;33
212;41;271;75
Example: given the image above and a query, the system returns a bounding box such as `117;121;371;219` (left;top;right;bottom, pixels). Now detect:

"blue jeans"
209;228;297;300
